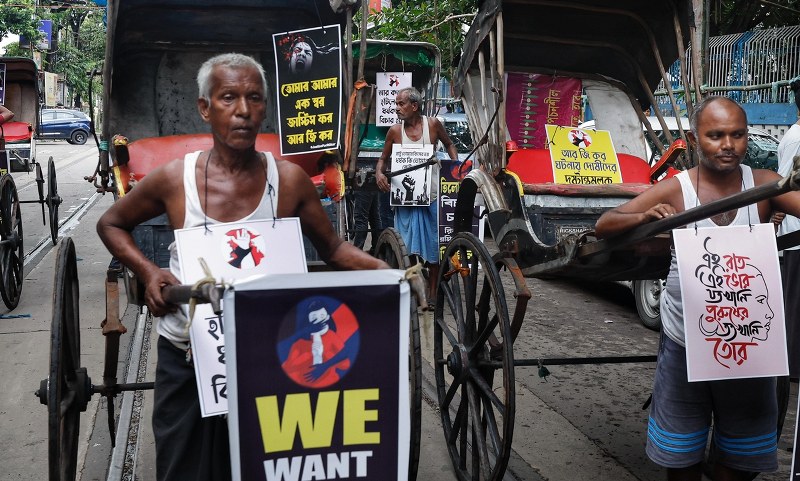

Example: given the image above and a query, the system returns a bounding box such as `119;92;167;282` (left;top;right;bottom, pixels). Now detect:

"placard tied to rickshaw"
674;224;788;382
389;143;434;206
225;270;411;481
174;218;307;417
376;72;412;127
545;124;622;185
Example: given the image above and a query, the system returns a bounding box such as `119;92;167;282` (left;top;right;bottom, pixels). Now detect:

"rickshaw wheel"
47;237;82;481
47;157;61;245
36;162;46;225
434;232;515;481
372;227;422;481
0;174;24;309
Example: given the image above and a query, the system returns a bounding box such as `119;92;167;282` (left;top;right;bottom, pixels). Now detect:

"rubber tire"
69;130;88;145
633;279;663;331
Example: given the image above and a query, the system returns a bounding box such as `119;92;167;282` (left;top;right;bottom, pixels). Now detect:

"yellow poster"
545;124;622;184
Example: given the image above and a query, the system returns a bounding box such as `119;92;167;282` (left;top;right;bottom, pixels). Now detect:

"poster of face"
674;224;788;382
175;218;307;417
389;143;434;207
273;25;342;156
225;270;410;481
376;72;412;127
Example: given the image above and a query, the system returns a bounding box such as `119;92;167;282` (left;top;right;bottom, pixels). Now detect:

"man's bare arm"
432;117;458;161
594;178;680;239
96;163;182;315
0;105;14;125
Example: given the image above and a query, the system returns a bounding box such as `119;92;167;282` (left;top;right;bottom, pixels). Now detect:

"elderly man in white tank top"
97;53;387;481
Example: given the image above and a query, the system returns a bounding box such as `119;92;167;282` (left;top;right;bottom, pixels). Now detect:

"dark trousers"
783;250;800;378
153;336;231;481
353;190;383;251
380;191;394;229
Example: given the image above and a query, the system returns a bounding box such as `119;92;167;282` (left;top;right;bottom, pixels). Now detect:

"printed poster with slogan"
439;158;484;258
225;270;410;481
389;143;434;206
545;124;622;185
175;218;307;417
674;224;788;382
273;25;342;155
375;72;411;126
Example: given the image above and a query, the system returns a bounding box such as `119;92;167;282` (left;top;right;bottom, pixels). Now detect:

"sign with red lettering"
674;224;788;381
225;270;410;480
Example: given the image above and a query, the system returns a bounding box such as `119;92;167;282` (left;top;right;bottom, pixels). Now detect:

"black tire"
633;279;663;331
0;174;23;310
434;232;515;481
47;237;82;481
372;228;422;481
47;157;61;245
69;130;88;145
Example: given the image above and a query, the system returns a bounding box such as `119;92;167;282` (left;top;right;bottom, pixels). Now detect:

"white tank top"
660;165;759;346
157;150;280;345
401;116;439;200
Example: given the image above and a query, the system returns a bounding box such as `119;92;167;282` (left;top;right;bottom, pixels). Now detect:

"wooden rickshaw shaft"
577;163;800;258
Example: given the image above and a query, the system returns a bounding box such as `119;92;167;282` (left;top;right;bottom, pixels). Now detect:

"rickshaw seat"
0;122;33;143
506;148;652;197
115;133;341;200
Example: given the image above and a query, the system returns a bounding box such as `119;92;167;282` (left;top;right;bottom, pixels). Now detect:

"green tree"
0;0;42;48
47;7;105;108
356;0;477;83
709;0;800;35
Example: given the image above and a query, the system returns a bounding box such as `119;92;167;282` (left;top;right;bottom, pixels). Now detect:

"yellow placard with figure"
545;124;622;185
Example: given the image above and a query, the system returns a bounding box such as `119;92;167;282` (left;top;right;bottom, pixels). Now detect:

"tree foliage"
0;0;42;46
709;0;800;35
355;0;477;82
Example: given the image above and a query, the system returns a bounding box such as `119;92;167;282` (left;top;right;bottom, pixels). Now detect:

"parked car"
38;108;91;145
437;112;474;161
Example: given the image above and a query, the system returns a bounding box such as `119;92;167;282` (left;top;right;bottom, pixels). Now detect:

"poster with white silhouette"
376;72;412;126
389;143;434;206
175;218;307;416
674;224;787;382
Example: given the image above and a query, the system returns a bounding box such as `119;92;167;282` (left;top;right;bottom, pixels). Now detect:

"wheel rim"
47;157;60;245
372;227;422;480
36;162;46;225
638;279;662;319
434;232;515;481
48;237;81;481
0;174;23;309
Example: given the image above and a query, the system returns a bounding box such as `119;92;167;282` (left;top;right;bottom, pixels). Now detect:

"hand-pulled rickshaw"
0;57;61;310
34;1;427;480
431;0;800;480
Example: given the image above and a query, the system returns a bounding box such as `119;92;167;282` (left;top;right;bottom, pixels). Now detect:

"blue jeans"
353;190;382;251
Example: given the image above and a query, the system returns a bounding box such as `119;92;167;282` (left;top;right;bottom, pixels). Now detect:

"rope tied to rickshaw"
185;257;223;333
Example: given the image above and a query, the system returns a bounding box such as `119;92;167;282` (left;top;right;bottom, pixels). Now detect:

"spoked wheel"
35;237;87;481
36;162;46;224
47;157;61;245
0;174;24;309
372;227;422;481
434;232;515;481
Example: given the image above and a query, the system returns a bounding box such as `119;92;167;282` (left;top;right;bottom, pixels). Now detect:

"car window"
42;111;55;121
444;120;474;154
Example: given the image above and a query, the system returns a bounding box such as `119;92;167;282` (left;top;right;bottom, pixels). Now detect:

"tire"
633;279;663;330
69;130;88;145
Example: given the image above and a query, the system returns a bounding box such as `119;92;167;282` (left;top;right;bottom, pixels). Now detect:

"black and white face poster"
273;25;342;155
